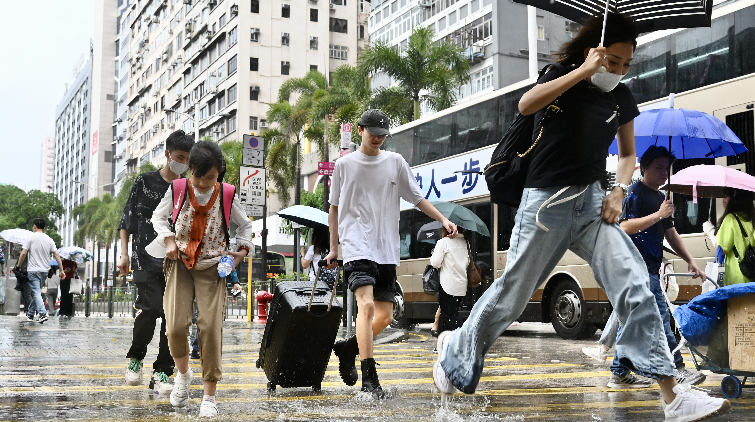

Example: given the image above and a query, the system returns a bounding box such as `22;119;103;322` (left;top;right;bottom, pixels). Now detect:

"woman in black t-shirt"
433;12;732;420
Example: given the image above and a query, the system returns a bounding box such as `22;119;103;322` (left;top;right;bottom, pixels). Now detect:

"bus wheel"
550;279;597;340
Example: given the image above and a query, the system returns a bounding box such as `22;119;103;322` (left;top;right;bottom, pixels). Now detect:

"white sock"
178;368;191;378
203;395;216;403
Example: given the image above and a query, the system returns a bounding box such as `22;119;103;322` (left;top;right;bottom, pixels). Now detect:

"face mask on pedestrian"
168;158;189;175
591;67;624;92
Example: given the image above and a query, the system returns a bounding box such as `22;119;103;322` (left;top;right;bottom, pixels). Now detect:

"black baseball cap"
358;109;391;137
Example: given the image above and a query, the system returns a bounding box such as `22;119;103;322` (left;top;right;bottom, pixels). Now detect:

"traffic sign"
318;161;335;176
244;205;263;217
242;135;265;167
340;123;352;149
240;166;266;206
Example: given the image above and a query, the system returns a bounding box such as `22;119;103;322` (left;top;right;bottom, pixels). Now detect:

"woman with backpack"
152;141;252;418
715;187;755;286
432;12;731;420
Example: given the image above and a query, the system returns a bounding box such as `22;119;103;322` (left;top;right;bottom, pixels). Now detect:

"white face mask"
168;159;189;175
591;67;624;92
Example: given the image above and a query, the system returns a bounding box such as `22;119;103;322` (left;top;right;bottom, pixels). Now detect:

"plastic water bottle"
218;256;234;278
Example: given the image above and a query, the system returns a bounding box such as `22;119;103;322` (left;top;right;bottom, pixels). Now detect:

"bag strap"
731;214;753;261
465;238;472;268
171;179;188;226
219;183;235;243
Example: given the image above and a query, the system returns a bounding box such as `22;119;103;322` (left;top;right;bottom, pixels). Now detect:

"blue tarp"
673;283;755;346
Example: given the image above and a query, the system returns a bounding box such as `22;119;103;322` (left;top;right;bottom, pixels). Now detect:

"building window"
310;65;317;71
227;115;236;133
250;116;258;131
250;57;259;71
228;84;237;103
281;32;290;46
250;86;259;101
217;92;226;109
310;8;318;22
281;61;290;75
250;28;260;42
329;44;348;60
537;16;545;41
282;4;290;18
229;26;238;46
329;18;348;34
200;106;208;120
209;100;216;115
228;54;237;74
565;21;581;41
219;13;226;27
310;36;318;50
251;0;259;13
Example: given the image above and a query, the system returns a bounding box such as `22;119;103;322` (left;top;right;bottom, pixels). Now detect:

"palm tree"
356;25;470;121
220;139;243;191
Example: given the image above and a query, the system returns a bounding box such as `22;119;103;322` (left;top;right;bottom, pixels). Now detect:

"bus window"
497;204;517;251
399;209;435;259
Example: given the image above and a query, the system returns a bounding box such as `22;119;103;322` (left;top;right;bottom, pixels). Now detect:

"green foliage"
0;185;64;247
220;139;243;191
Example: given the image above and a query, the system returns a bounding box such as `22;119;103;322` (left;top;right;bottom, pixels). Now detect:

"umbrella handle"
600;1;611;46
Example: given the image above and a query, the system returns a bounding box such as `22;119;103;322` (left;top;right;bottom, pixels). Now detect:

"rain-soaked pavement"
0;315;752;421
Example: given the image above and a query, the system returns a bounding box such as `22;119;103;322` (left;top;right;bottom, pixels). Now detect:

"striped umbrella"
513;0;713;34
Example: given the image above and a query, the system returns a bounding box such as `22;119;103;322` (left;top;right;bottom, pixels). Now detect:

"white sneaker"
607;373;652;388
150;371;173;395
582;346;612;362
170;367;193;408
675;368;706;386
664;383;731;421
199;400;218;417
125;358;143;386
433;330;458;396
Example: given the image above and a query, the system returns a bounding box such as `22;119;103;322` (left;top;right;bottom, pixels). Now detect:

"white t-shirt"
22;232;57;272
304;245;322;282
329;150;424;265
429;235;469;297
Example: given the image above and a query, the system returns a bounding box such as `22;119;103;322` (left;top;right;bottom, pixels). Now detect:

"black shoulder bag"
483;63;565;207
423;265;440;295
731;214;755;280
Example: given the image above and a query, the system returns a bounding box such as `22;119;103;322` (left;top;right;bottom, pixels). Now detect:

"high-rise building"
122;0;369;210
40;137;55;193
53;56;92;246
113;0;132;191
368;0;571;113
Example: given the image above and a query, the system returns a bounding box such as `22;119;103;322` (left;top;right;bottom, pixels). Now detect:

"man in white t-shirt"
324;109;457;399
17;218;66;323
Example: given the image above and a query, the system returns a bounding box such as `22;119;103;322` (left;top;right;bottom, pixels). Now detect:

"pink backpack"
171;179;236;243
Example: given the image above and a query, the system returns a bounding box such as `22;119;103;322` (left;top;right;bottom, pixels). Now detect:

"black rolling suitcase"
257;262;343;392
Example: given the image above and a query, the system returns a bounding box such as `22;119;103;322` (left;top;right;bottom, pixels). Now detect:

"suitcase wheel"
267;382;276;393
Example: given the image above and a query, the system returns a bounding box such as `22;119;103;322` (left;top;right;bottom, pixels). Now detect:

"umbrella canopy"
58;246;94;264
430;201;491;237
49;259;59;266
0;228;33;244
609;107;747;159
277;205;329;228
417;221;443;244
513;0;712;33
665;165;755;201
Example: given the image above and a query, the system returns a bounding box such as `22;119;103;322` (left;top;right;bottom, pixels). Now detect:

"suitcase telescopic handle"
308;260;343;313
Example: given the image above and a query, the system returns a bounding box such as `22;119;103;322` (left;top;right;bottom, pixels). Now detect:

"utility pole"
323;118;330;212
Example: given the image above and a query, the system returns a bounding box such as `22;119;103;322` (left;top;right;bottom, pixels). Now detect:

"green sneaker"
125;358;143;386
150;371;173;395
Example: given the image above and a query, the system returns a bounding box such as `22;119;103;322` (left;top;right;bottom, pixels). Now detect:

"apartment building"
53;57;93;246
123;0;368;214
113;0;132;190
40;137;55;193
368;0;575;111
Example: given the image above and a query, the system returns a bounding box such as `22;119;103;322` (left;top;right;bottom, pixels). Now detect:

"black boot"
333;336;359;386
360;358;385;399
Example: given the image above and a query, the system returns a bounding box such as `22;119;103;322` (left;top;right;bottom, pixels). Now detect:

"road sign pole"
247;216;253;322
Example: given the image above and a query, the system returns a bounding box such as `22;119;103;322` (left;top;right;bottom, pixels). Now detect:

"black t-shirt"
119;170;176;273
524;65;640;189
620;181;674;273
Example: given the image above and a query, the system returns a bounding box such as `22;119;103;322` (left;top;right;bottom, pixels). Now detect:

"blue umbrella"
50;259;58;266
608;95;747;159
277;205;329;228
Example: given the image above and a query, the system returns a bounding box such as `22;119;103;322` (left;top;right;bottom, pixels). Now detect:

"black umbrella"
417;221;443;244
513;0;712;34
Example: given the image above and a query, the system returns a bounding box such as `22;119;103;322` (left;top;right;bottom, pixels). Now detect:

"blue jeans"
25;271;49;318
599;308;620;349
439;183;675;394
611;272;683;376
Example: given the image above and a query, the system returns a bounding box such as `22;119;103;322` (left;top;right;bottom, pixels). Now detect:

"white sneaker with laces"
170;367;193;408
199;400;218;417
675;367;706;386
582;346;612;362
607;373;652;388
124;358;143;386
150;371;174;395
664;383;731;421
433;330;458;397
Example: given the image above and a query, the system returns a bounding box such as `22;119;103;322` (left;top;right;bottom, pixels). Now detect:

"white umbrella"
0;228;33;244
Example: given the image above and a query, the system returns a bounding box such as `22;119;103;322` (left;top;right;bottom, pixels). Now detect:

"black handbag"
732;214;755;280
483;63;565;207
423;265;440;295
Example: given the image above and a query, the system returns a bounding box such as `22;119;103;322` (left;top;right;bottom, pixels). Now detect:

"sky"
0;0;96;191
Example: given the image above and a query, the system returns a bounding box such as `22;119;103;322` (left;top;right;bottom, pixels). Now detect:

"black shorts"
133;270;167;315
345;259;397;303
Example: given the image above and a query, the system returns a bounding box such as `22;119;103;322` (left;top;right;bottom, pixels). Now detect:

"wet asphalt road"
0;316;752;421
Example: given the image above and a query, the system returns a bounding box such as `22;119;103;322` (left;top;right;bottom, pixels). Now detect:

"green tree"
356;25;470;121
0;185;64;247
220;139;243;191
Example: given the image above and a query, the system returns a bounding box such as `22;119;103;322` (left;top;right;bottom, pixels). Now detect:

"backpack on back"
171;179;236;244
483;63;565;207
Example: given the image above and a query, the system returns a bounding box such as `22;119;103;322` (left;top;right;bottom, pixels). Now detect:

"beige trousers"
163;259;226;382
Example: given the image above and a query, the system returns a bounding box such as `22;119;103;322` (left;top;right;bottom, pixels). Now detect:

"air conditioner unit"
162;51;169;62
183;0;191;5
260;121;268;128
230;4;238;17
161;0;168;7
419;0;432;7
208;0;217;6
169;123;175;129
168;29;173;35
185;22;193;33
153;18;160;25
206;30;215;38
330;3;335;9
282;32;290;38
282;61;290;67
152;127;158;134
250;86;260;92
310;36;318;40
208;87;218;94
152;92;158;98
